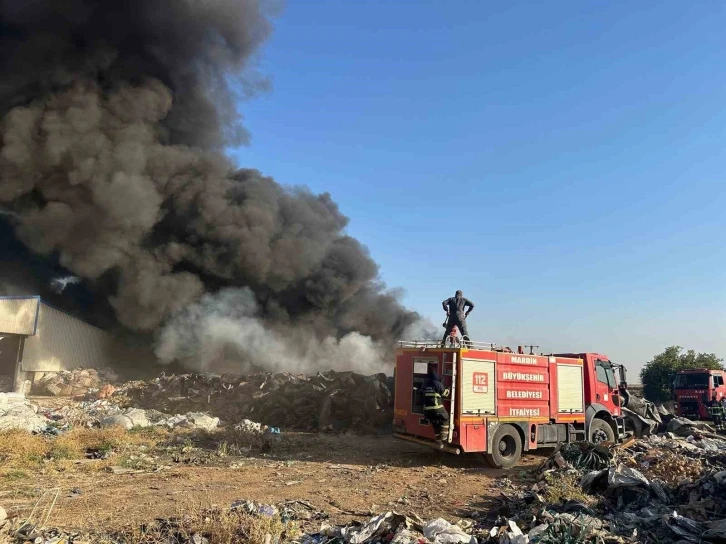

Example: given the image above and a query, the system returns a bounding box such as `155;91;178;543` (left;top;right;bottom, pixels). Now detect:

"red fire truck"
673;368;726;420
392;341;628;468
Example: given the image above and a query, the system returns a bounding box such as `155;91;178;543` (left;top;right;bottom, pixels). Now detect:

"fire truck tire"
484;425;522;469
589;418;615;444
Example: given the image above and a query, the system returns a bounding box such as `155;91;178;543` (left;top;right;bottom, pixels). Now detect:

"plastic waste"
665;511;706;543
607;464;650;488
423;518;475;544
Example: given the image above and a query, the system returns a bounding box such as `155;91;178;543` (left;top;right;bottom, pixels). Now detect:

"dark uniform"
709;395;725;431
442;291;474;347
423;369;450;443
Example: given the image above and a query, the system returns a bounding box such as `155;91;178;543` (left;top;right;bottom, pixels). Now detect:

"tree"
640;346;724;402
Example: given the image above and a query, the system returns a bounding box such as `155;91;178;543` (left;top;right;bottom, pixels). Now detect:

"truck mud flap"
393;432;460;455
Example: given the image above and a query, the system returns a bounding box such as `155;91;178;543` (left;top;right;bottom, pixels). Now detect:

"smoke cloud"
0;0;433;374
156;287;401;375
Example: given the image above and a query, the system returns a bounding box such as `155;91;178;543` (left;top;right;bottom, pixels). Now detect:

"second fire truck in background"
673;368;726;420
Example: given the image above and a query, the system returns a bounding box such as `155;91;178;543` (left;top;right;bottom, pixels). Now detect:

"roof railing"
397;339;503;351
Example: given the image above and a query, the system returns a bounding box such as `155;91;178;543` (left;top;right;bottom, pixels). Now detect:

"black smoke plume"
0;1;431;373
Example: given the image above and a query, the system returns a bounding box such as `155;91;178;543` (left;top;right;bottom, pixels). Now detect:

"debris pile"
621;394;669;437
0;395;223;434
120;371;393;432
41;399;125;429
30;368;119;397
0;393;48;433
0;375;13;393
666;416;717;437
236;419;267;434
64;405;221;432
295;511;477;544
473;434;726;543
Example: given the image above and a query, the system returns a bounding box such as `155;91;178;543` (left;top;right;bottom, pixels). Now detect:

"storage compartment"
536;423;567;444
557;364;584;413
461;358;496;415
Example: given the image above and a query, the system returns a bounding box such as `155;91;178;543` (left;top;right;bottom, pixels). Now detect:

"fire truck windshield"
674;373;709;389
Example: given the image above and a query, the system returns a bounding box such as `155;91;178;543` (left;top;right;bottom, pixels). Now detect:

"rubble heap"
0;396;223;434
473;432;726;543
118;371;394;433
0;393;47;433
30;368;119;397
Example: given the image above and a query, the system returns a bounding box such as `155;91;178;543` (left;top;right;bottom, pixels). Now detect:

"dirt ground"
0;432;544;533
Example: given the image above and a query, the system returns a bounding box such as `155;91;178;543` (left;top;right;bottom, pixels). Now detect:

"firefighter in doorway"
709;393;725;431
423;365;450;447
442;290;474;347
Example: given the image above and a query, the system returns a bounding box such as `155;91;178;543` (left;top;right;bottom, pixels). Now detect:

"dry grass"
107;502;296;544
3;469;29;481
542;472;593;505
0;430;47;467
54;426;166;456
206;428;329;460
0;426;169;474
625;450;703;485
213;427;266;457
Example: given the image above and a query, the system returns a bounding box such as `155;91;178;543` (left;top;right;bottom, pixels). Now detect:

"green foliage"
640;346;723;402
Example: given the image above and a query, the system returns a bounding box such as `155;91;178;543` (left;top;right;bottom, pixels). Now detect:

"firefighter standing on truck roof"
442;290;474;347
423;364;449;447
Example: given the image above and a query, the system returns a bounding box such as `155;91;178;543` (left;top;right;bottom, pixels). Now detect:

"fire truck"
392;340;629;468
673;368;726;420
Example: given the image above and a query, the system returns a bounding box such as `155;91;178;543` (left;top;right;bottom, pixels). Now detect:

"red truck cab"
674;369;726;419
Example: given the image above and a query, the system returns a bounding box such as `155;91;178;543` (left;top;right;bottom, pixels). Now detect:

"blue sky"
231;1;726;378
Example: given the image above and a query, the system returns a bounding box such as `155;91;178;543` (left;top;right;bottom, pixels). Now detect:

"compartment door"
462;358;496;415
557;364;584;413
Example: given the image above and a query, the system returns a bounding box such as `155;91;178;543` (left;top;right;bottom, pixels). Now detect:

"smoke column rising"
0;1;434;373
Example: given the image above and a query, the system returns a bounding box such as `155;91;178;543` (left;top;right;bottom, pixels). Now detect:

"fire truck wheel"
484;424;522;469
589;418;615;444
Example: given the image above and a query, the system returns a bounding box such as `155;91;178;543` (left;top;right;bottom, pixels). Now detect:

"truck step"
393;432;460;455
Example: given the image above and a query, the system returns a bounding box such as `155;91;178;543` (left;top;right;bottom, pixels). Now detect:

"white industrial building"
0;296;119;392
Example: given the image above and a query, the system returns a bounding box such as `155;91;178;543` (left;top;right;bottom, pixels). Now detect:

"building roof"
0;296;41;335
0;296;104;336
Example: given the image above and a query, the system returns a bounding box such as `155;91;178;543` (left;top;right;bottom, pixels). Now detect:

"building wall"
0;297;40;336
0;335;21;375
19;302;120;372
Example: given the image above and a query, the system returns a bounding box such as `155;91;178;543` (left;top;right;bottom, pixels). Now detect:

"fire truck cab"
393;341;627;468
673;369;726;420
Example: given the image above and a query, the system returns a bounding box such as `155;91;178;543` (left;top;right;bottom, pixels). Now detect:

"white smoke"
401;317;439;342
155;287;404;375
